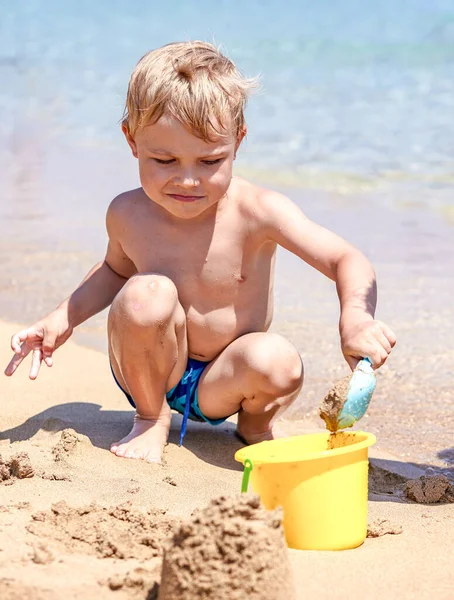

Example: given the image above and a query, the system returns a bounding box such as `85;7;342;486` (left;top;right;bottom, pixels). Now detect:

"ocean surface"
1;0;454;195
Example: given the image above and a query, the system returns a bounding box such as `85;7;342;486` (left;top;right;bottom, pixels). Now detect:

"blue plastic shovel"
321;358;376;431
337;358;376;429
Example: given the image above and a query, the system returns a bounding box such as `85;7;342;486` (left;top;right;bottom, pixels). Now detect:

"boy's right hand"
4;309;73;380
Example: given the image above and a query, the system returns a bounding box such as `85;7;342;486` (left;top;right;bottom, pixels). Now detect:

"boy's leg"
197;332;303;444
109;273;188;462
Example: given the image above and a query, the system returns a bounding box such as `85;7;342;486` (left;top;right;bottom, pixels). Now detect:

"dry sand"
1;320;453;600
159;494;295;600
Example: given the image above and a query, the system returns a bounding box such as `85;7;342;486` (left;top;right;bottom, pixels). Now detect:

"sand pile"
27;500;177;560
159;494;295;600
0;451;34;484
51;428;80;461
369;463;454;504
367;519;403;538
405;475;454;504
319;374;352;432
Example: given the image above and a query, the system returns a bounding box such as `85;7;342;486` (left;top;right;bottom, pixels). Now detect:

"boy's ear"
234;126;247;158
122;123;138;158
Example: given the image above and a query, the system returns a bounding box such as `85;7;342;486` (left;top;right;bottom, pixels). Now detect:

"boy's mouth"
167;193;205;203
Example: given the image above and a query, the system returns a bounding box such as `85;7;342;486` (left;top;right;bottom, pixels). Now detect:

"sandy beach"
1;317;453;599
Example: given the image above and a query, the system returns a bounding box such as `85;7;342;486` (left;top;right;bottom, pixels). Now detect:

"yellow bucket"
235;431;375;550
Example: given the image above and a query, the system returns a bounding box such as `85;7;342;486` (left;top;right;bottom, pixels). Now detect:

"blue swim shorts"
110;357;228;445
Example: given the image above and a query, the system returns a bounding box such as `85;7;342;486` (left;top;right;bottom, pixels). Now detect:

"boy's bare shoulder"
106;188;151;234
107;188;148;218
234;177;295;222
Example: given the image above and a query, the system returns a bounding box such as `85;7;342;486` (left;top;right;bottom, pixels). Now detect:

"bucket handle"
241;458;253;493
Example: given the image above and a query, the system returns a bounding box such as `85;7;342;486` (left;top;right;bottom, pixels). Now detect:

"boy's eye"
202;158;223;165
153;158;175;165
152;157;223;165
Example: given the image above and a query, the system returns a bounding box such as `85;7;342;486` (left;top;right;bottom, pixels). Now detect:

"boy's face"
123;115;244;220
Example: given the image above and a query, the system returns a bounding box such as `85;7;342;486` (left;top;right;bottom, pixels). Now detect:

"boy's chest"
123;222;263;298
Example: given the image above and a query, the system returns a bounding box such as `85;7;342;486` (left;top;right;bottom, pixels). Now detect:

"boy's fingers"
29;349;42;380
378;322;396;347
4;342;33;376
4;353;25;376
11;329;30;354
368;343;389;368
375;331;392;355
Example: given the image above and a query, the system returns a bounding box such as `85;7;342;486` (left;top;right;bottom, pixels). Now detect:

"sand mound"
52;429;80;461
319;374;352;432
405;475;453;504
27;501;177;560
369;464;454;504
0;452;34;485
367;519;403;537
159;494;295;600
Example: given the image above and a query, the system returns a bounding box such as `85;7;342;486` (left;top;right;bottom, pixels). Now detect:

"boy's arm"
56;195;136;327
5;196;137;379
261;191;396;369
61;196;137;328
57;259;128;329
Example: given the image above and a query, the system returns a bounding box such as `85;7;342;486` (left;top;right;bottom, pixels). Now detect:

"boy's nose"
174;171;200;187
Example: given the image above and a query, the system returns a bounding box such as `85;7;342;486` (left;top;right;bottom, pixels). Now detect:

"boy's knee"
112;274;179;328
246;334;303;394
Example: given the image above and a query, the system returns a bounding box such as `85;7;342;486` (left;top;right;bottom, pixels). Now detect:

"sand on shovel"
319;373;353;432
158;494;296;600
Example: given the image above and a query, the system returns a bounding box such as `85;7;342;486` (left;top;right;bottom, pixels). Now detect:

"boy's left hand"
340;318;396;371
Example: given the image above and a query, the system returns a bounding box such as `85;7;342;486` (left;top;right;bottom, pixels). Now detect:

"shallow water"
2;0;454;195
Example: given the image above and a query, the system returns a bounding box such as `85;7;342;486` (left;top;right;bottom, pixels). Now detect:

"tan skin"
4;115;396;463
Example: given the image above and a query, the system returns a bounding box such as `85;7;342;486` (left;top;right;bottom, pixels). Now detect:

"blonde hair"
122;41;258;141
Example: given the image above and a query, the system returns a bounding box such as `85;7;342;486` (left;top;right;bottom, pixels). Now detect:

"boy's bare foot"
110;413;171;463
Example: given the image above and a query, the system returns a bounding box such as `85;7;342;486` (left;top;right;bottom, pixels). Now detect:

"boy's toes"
145;449;163;463
111;444;127;457
110;441;160;462
124;447;143;459
127;448;142;459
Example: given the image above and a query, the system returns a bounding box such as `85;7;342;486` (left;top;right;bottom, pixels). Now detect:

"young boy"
4;41;396;463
